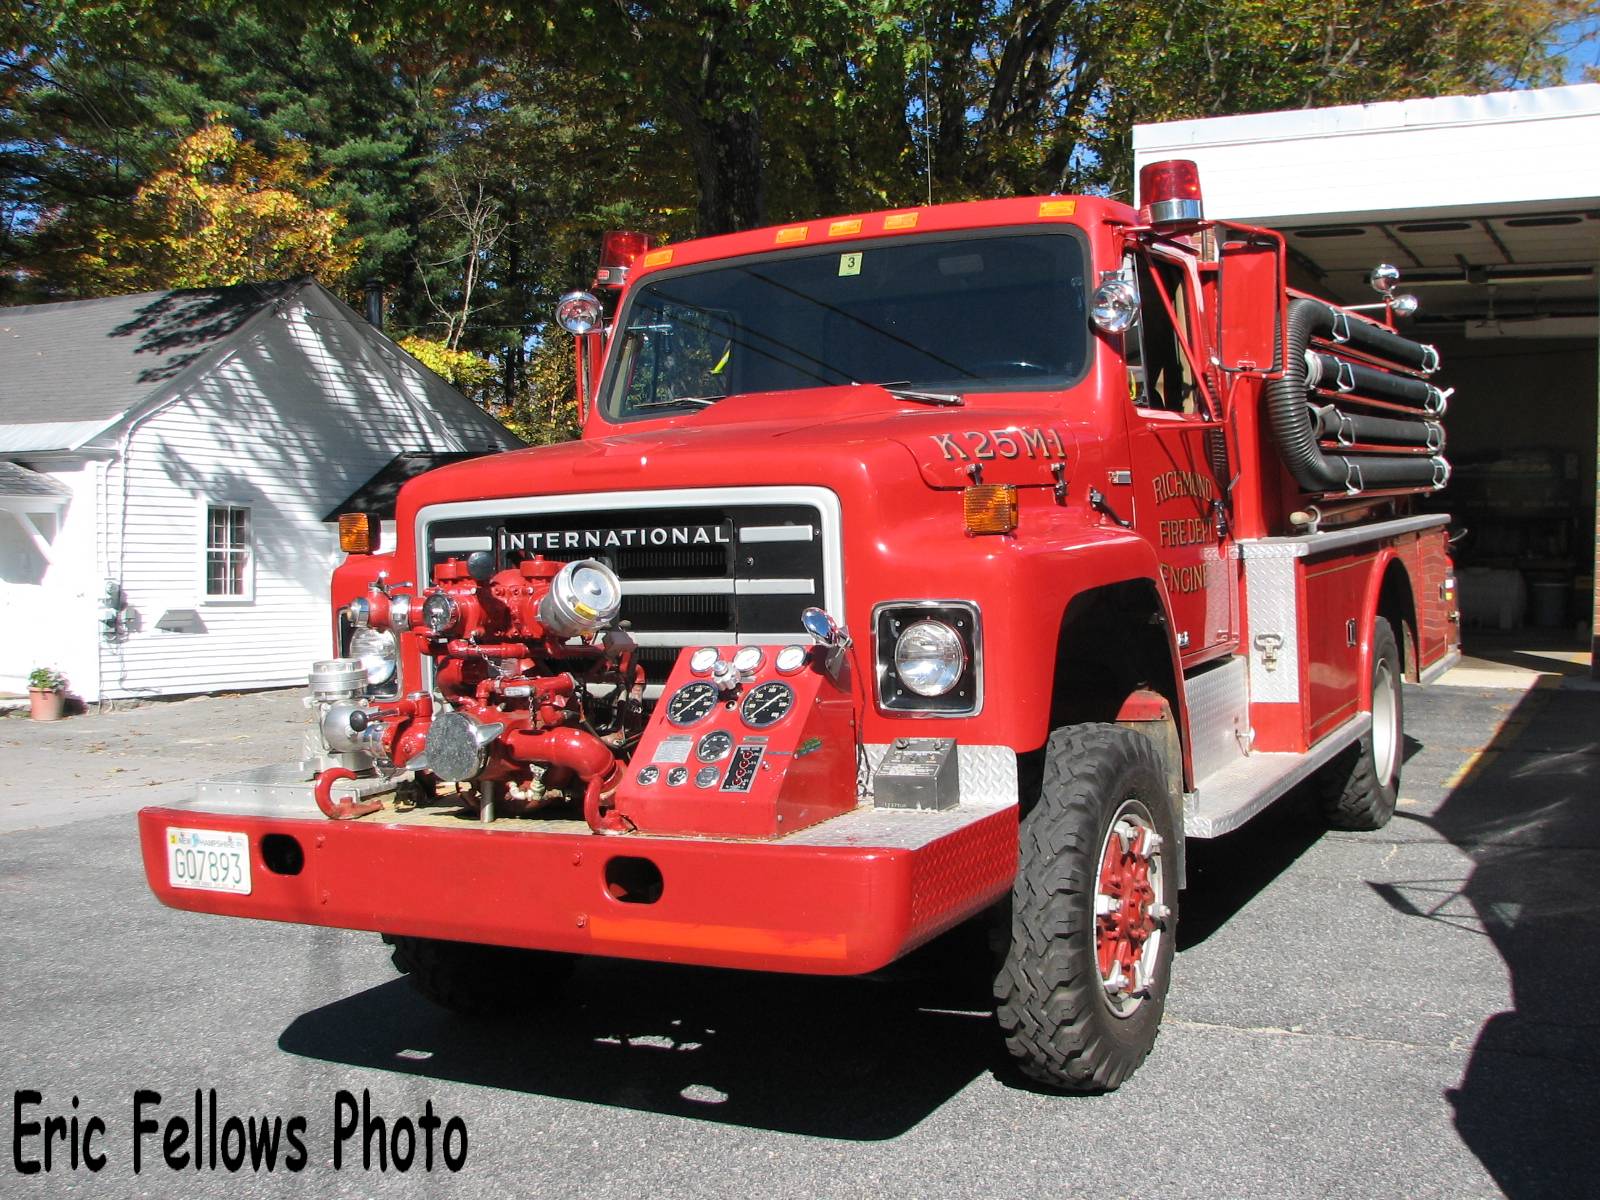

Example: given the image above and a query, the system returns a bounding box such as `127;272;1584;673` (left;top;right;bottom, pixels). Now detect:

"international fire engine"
140;160;1459;1091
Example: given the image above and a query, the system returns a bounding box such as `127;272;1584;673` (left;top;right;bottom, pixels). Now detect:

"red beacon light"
1138;159;1204;229
593;230;653;290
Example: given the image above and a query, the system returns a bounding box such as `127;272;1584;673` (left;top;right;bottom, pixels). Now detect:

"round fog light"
893;620;966;697
348;626;398;686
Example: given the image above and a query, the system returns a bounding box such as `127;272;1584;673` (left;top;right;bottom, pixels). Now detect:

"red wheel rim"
1094;799;1169;1016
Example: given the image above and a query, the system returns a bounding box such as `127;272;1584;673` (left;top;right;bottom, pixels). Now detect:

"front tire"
383;934;578;1016
1316;616;1403;831
994;724;1177;1092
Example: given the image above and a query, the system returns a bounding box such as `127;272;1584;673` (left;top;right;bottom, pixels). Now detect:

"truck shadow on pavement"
1173;727;1427;952
279;937;999;1140
1371;685;1600;1199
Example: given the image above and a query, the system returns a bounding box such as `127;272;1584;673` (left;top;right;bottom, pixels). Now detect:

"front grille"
622;593;733;632
421;492;836;689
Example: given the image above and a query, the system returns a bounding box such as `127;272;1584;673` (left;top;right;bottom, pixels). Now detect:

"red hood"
396;384;1089;529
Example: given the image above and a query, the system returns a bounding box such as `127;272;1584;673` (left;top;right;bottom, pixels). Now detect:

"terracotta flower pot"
29;688;65;722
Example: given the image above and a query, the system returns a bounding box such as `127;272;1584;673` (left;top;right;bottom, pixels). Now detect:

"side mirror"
1215;224;1285;376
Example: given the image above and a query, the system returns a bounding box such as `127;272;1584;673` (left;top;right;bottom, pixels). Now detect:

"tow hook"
313;767;384;821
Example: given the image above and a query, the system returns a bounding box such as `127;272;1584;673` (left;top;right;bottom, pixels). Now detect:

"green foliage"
4;0;1595;414
28;667;66;692
398;335;498;404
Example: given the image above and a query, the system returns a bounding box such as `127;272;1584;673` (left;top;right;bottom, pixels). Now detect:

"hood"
396;384;1084;526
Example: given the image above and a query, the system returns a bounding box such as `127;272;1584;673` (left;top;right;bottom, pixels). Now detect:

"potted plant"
27;667;67;722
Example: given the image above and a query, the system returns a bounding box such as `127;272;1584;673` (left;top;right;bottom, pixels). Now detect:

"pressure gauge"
732;645;763;679
697;729;734;762
665;681;718;727
695;765;721;788
775;645;807;675
689;647;719;676
740;681;795;728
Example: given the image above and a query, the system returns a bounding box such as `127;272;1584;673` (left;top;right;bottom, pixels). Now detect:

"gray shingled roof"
0;281;304;448
322;451;497;522
0;459;71;500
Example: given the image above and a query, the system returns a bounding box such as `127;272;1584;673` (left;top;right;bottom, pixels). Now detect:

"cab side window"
1127;255;1196;415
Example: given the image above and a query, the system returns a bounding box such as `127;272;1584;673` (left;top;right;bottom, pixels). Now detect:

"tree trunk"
685;105;765;236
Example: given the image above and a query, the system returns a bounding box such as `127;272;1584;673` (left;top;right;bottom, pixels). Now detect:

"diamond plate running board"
1184;713;1371;838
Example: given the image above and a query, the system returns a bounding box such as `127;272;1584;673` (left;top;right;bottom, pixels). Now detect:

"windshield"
603;230;1090;420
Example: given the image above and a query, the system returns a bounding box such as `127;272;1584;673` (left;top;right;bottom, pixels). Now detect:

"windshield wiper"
871;381;965;407
632;394;723;410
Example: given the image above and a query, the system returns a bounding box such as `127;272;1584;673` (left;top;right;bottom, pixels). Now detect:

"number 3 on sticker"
838;252;862;277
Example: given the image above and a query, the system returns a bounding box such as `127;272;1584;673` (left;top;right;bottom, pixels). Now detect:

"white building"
0;279;520;702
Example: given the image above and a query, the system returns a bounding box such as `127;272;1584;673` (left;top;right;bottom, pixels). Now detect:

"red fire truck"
139;161;1458;1092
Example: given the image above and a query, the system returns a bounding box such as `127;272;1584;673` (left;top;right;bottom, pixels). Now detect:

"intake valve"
538;559;623;637
408;711;506;782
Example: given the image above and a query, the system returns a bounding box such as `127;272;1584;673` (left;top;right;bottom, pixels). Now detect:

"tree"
76;119;359;290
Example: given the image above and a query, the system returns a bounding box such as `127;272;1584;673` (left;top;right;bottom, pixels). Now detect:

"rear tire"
1316;616;1402;831
383;934;578;1016
994;724;1177;1092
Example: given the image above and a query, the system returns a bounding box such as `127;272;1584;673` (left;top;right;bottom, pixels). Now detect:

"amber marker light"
963;485;1018;535
338;512;377;553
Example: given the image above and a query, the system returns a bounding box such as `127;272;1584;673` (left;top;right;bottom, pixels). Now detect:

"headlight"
894;620;966;696
873;602;981;715
348;626;398;687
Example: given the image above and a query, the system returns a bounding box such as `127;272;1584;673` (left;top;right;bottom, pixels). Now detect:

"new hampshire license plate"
165;827;251;894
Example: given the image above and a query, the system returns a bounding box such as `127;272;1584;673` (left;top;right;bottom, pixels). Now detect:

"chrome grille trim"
414;486;844;679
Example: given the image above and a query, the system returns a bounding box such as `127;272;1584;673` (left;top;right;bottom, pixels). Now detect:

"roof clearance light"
1138;159;1204;228
595;230;653;289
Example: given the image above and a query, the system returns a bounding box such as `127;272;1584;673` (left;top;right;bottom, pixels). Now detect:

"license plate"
165;827;251;895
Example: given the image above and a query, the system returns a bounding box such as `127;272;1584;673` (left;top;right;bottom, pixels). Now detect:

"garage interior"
1135;84;1600;679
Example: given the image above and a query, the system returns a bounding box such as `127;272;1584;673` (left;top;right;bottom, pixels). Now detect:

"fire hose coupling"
539;558;622;636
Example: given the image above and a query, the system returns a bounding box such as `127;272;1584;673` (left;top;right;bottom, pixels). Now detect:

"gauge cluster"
648;644;805;791
611;640;857;839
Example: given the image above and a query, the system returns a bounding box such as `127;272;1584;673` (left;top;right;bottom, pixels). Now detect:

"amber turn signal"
963;484;1018;535
338;512;377;553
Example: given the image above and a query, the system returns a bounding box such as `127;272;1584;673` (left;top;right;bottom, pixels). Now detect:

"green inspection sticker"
838;252;862;277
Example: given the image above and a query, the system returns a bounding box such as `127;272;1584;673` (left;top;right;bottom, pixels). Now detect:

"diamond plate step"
1184;712;1370;838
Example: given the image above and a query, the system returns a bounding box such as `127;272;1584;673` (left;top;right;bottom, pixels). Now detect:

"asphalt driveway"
1;680;1595;1198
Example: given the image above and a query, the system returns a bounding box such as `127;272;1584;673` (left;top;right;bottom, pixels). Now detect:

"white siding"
96;300;514;699
0;457;103;699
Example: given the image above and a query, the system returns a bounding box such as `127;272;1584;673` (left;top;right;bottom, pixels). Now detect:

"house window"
204;504;252;600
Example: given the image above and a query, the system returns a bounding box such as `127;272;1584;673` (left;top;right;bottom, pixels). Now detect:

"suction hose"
1265;299;1448;494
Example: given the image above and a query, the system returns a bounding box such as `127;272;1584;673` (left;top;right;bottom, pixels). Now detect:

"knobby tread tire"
383;934;577;1016
1317;617;1402;831
994;723;1177;1092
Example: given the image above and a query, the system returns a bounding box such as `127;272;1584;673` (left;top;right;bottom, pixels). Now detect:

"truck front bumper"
137;762;1017;976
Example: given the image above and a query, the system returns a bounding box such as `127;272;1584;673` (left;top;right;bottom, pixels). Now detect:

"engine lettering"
1158;518;1209;547
931;427;1067;462
1160;562;1208;595
1151;470;1216;505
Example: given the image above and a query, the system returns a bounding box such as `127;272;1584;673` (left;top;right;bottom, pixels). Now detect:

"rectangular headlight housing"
872;601;982;716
